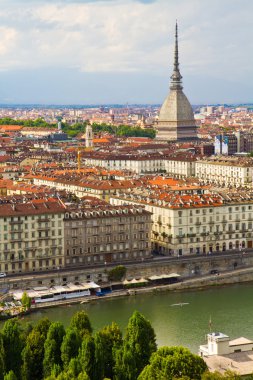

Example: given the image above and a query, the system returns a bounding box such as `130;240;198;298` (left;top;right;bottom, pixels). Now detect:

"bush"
107;266;126;282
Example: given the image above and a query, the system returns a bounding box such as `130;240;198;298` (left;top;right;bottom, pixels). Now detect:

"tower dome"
156;22;198;141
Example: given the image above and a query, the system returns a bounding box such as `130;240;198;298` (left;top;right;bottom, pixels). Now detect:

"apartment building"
64;205;152;267
32;174;143;201
164;154;196;178
83;153;166;174
0;200;65;274
214;131;253;155
195;158;253;187
111;189;253;256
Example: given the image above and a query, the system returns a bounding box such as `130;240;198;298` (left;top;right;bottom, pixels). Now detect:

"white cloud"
0;0;253;103
0;26;18;56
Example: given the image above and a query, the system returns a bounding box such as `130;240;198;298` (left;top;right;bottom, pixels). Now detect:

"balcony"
37;227;50;231
11;256;24;262
38;217;50;222
9;229;23;233
9;220;23;225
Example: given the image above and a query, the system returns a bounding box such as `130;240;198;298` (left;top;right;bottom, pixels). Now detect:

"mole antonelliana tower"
156;22;198;141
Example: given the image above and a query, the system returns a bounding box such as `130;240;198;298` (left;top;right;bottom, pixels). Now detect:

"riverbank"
26;265;253;312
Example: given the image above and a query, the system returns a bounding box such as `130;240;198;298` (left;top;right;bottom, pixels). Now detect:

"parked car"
210;269;219;275
0;273;6;278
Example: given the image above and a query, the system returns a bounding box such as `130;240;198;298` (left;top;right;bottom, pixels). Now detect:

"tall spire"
170;21;183;90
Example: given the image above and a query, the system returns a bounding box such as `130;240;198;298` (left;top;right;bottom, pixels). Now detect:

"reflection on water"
3;283;253;353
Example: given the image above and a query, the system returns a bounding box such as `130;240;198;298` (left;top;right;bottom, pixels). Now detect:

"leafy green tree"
114;342;137;380
201;370;242;379
21;318;51;380
116;125;156;139
21;292;31;311
108;266;127;282
46;358;89;380
114;311;156;380
61;329;81;368
0;334;5;380
94;322;122;380
43;322;66;377
91;122;116;135
77;373;90;380
79;335;95;380
34;317;51;338
2;319;24;378
3;371;17;380
0;118;22;125
125;311;156;373
22;327;49;380
69;311;92;338
138;346;207;380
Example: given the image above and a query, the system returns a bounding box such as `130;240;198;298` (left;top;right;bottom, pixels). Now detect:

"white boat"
171;302;189;307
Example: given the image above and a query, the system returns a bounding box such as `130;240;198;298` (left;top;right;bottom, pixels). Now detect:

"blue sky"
0;0;252;105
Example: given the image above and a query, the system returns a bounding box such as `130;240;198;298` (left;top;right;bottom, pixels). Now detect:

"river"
5;283;253;353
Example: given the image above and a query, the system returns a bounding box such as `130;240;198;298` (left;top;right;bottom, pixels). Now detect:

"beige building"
165;155;196;178
111;189;253;256
83;154;166;174
32;175;143;201
64;205;152;267
199;332;253;377
195;158;253;187
0;200;65;274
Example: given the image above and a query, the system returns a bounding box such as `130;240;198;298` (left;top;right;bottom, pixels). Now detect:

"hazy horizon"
0;0;253;105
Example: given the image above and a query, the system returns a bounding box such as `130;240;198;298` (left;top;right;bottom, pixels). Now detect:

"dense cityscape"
1;0;253;379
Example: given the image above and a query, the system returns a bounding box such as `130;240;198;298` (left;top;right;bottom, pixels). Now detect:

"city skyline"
0;0;253;105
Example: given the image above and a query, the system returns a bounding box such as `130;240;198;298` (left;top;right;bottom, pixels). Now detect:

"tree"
0;334;5;380
138;346;207;380
114;342;137;380
124;311;156;372
69;311;92;338
2;319;24;378
21;292;31;311
201;370;242;380
43;322;66;378
21;318;51;380
79;335;95;380
108;266;127;282
3;372;17;380
46;358;90;380
22;328;47;380
115;125;156;139
94;322;122;380
114;311;156;380
34;317;51;339
61;329;81;368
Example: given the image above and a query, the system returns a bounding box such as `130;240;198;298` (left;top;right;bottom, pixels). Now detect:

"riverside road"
0;250;252;286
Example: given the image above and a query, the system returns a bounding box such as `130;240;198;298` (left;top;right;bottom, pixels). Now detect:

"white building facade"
111;191;253;255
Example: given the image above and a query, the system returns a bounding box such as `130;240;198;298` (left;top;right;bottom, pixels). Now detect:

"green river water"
5;283;253;353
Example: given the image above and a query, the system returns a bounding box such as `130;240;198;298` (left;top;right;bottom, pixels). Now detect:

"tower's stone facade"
85;124;94;148
156;23;198;141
